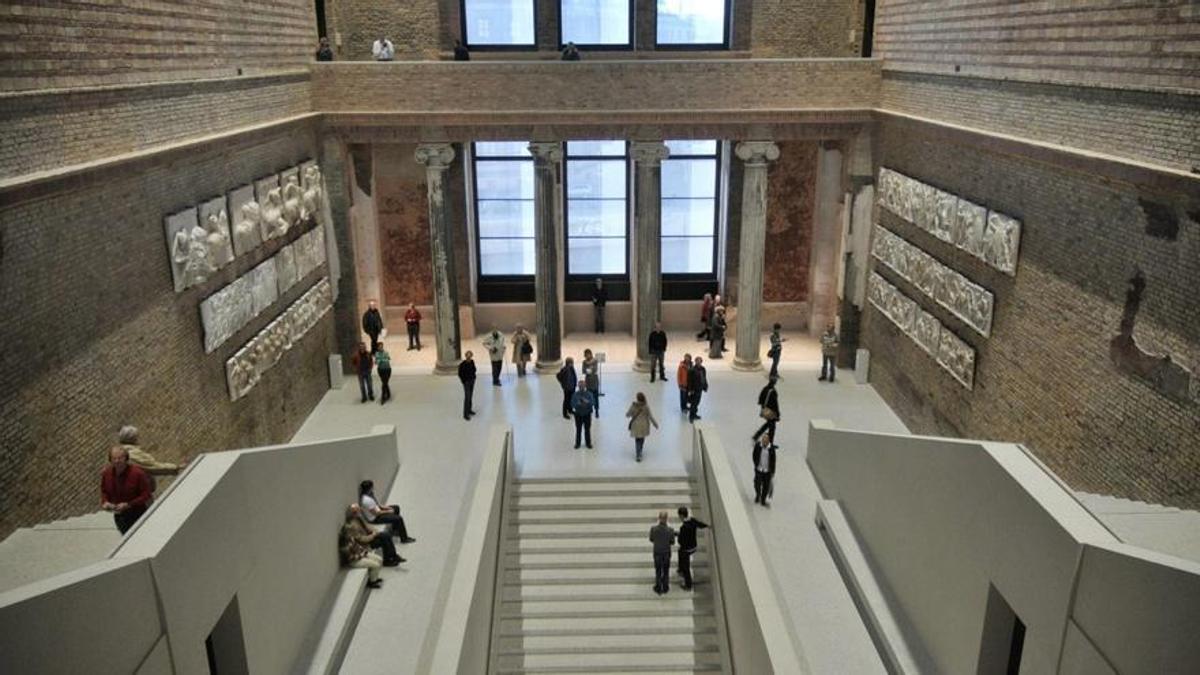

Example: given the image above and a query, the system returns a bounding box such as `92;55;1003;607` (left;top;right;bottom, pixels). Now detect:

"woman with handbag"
512;325;533;377
752;376;781;442
625;392;659;462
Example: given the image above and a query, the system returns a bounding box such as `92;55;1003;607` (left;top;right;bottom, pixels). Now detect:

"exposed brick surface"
0;127;333;538
1;72;312;180
0;0;317;91
374;144;434;306
763;141;817;301
325;0;443;61
752;0;861;57
874;0;1200;91
880;71;1200;172
862;117;1200;509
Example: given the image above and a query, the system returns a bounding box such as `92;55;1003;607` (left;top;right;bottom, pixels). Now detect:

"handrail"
108;453;206;558
690;426;734;674
485;431;515;674
1012;443;1123;542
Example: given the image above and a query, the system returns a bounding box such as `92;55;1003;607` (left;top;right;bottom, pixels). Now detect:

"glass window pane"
480;238;536;275
567;200;626;237
475;141;532;157
568;160;626;198
665;140;717;156
662;237;714;274
561;0;630;45
567;140;626;156
478;200;535;238
476;161;535;199
464;0;536;45
662;159;716;198
662;199;715;236
569;237;626;275
657;0;726;45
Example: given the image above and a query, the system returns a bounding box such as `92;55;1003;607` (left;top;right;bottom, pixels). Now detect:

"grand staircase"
492;476;729;674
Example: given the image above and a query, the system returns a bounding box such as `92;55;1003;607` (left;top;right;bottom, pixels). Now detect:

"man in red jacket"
100;445;154;534
404;302;422;351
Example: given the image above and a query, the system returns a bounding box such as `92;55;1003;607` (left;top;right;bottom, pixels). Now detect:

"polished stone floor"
293;331;906;674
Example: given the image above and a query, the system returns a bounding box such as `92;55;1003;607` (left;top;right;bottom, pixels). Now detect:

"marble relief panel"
763;141;817;302
198;195;234;270
164;207;210;292
955;200;988;259
200;274;254;353
255;174;290;243
275;246;298;295
226;277;333;401
228;184;262;257
280;167;303;230
247;259;278;317
911;308;943;356
984;211;1022;275
937;328;976;389
870;272;976;390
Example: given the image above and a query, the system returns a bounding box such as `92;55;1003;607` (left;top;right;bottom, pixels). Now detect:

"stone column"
529;142;564;372
630;141;670;372
414;143;461;374
809;144;845;337
732;141;780;371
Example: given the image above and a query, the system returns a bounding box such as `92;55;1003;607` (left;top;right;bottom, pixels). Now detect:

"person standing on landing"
375;345;393;405
582;349;601;417
591;278;608;333
625;392;659;462
362;300;384;354
571;381;596;449
352;342;375;403
752;434;778;507
100;445;153;534
819;323;840;382
696;293;714;341
511;325;532;377
708;306;727;359
676;354;692;413
404;303;422;350
481;327;506;386
458;351;477;420
767;323;786;380
648;322;668;382
687;356;708;422
556;357;578;419
752;376;780;442
676;507;709;591
649;511;676;595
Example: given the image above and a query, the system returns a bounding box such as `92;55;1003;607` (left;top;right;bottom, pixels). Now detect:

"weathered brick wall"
880;71;1200;172
873;0;1200;91
0;0;317;91
0;124;334;537
763;141;817;301
310;59;881;112
1;72;312;180
751;0;862;57
374;144;434;306
325;0;443;61
862;117;1200;509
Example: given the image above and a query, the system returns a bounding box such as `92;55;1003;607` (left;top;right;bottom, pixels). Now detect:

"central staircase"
492;476;728;674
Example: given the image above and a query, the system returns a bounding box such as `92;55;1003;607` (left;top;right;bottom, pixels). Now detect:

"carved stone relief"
300;162;325;226
164;207;211;292
255;175;289;242
878;167;1021;276
280;167;303;229
228;184;262;257
911;308;942;356
198;196;234;270
226;278;333;400
275;246;298;295
936;328;976;389
247;259;279;317
870;272;976;390
872;225;995;337
200;275;254;353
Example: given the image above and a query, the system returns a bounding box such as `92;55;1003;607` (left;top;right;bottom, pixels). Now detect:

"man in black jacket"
687;356;708;422
362;300;384;353
648;322;668;382
591;278;608;333
556;357;578;420
752;435;778;506
458;351;477;421
752;377;780;442
676;507;709;591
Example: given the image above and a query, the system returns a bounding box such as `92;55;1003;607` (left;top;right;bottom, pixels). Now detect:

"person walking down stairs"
649;511;676;595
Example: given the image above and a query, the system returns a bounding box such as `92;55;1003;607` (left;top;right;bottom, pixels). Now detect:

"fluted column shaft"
529;142;564;372
631;141;670;372
415;143;461;374
732;141;781;371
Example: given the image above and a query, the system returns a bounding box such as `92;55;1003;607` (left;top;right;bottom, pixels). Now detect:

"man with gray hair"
117;426;187;479
649;511;676;595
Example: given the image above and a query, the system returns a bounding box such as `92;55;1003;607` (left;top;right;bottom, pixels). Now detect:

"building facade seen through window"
473;142;536;276
566;141;629;276
560;0;633;47
462;0;536;47
662;140;719;275
657;0;729;47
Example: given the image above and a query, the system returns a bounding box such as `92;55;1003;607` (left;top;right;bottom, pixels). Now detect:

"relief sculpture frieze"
226;278;333;401
870;272;976;390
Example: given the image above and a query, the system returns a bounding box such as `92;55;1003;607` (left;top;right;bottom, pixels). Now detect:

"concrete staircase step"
503;567;707;584
498;616;718;637
513;511;704;525
496;670;721;675
497;633;722;654
516;476;691;485
32;511;113;531
505;551;706;567
496;651;724;671
514;496;700;509
1075;492;1182;514
510;537;708;553
502;598;712;617
503;583;698;601
515;523;702;538
516;481;695;495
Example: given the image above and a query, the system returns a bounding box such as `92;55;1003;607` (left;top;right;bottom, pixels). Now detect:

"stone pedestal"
530;142;564;373
732;141;780;372
631;141;670;372
855;348;870;384
414;143;461;374
809;145;845;337
328;354;343;389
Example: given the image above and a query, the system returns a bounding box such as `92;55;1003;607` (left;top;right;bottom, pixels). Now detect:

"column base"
433;361;460;375
535;359;563;373
631;358;652;373
732;356;763;372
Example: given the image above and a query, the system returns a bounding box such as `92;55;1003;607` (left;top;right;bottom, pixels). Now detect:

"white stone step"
505;551;704;568
33;511;113;531
517;476;691;485
496;670;721;675
498;615;718;637
515;522;704;538
510;537;708;553
513;510;703;525
503;566;707;585
496;650;723;672
513;495;700;509
1076;492;1181;514
502;597;711;618
516;481;695;495
504;583;696;601
497;633;722;655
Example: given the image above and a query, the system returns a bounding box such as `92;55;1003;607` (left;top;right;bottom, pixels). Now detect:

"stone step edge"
499;609;714;619
496;627;718;638
497;645;721;657
516;476;692;484
503;562;707;571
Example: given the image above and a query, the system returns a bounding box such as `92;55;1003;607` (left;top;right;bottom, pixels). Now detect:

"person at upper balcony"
315;37;334;62
372;36;395;62
453;39;470;61
561;42;581;61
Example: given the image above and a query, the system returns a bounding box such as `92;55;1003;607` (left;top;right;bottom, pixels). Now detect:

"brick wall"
0;0;317;91
0;125;334;538
880;71;1200;172
374;144;434;306
763;141;818;301
751;0;862;57
310;59;882;113
873;0;1200;91
1;72;312;181
326;0;443;61
862;117;1200;509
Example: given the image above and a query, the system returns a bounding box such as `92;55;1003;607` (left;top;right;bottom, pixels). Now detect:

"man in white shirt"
358;480;416;543
372;36;395;61
752;435;777;507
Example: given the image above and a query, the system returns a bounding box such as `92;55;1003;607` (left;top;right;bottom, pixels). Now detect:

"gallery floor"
292;331;909;674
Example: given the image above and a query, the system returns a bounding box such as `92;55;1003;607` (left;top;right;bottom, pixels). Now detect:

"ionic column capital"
735;141;781;166
414;143;456;170
528;142;564;164
630;141;671;167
